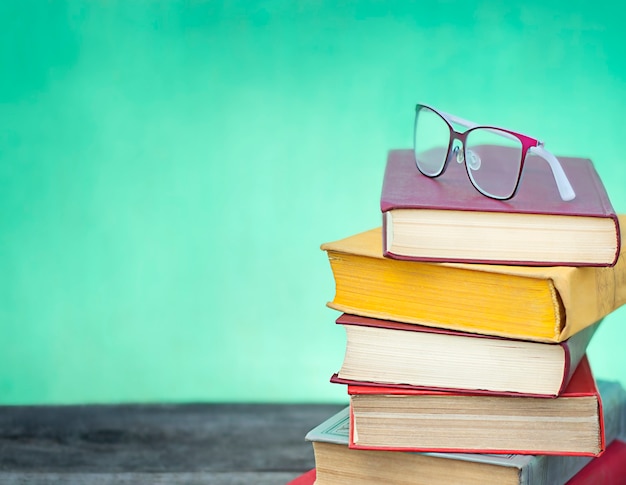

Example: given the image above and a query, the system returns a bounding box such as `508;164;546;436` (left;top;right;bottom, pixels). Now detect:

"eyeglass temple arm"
528;145;576;201
438;110;576;201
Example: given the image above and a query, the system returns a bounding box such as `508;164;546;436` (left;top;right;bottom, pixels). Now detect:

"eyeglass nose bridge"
447;132;482;172
447;132;467;166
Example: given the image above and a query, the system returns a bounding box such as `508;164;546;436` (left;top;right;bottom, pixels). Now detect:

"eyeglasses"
413;104;576;201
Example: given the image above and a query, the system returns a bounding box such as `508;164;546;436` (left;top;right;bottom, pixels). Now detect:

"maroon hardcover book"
566;440;626;484
380;148;620;266
331;313;600;397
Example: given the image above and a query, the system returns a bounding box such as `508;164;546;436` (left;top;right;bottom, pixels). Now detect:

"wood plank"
0;472;304;485
0;403;345;483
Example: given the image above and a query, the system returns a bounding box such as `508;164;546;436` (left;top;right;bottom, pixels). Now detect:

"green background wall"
1;1;625;404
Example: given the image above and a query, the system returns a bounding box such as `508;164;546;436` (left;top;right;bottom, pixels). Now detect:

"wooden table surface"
0;403;345;485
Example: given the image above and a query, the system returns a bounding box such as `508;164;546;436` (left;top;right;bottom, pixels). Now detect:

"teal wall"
1;1;625;404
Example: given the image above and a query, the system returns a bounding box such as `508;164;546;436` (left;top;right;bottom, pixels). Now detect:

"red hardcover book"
285;468;316;484
381;148;620;266
331;313;600;397
347;355;605;456
566;440;626;484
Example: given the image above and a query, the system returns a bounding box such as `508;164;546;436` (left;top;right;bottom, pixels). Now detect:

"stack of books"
289;148;626;485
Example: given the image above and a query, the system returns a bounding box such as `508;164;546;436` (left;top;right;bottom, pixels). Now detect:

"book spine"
558;322;601;394
382;211;390;257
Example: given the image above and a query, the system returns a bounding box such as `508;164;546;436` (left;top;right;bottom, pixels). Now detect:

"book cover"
306;378;626;485
330;313;600;397
285;468;316;485
347;356;605;456
321;219;626;342
566;440;626;484
380;148;620;266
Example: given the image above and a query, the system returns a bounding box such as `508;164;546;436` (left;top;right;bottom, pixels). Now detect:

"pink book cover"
348;355;605;456
331;313;600;398
380;148;620;266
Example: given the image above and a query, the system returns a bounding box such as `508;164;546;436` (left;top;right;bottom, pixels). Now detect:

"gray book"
306;380;626;485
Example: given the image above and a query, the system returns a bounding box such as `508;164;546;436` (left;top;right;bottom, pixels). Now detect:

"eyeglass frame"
413;103;576;201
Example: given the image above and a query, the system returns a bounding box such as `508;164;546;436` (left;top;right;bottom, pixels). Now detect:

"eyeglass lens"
465;129;523;199
414;106;526;199
413;107;450;177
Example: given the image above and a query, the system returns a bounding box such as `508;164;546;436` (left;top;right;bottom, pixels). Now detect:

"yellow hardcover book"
321;215;626;343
